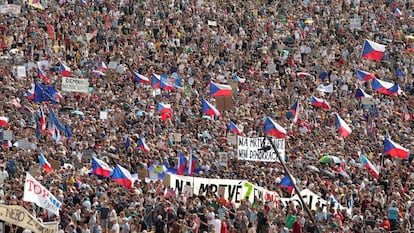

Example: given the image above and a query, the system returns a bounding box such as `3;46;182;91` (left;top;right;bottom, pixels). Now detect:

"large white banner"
237;136;285;162
0;4;21;15
166;174;279;206
62;77;89;93
23;173;61;216
0;205;58;233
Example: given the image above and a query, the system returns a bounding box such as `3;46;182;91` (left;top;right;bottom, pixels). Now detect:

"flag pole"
265;136;321;233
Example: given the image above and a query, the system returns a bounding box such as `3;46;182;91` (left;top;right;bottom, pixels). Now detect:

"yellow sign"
0;205;58;233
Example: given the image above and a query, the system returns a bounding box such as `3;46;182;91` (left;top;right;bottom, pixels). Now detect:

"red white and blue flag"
59;63;71;77
290;100;299;123
359;153;380;179
372;78;401;96
111;164;133;189
384;138;409;159
361;39;386;61
39;107;46;131
38;67;50;84
264;117;286;139
394;8;402;17
0;117;8;127
335;113;352;138
310;96;330;109
151;74;161;88
92;157;113;177
133;72;150;85
356;69;375;82
210;82;232;97
177;152;187;175
39;153;53;173
355;88;373;99
279;175;295;194
202;99;221;117
228;121;243;135
98;61;107;70
138;138;150;153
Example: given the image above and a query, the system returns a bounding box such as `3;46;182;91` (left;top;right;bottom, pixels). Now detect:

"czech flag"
355;88;372;99
394;8;402;17
356;69;375;82
138;138;150;153
229;121;243;135
92;157;113;177
384;138;409;159
38;67;50;84
0;117;8;127
335;114;352;138
39;153;53;173
133;72;150;85
80;0;87;6
151;74;161;88
160;79;175;91
158;103;172;113
310;96;330;109
202;99;221;117
290;100;299;123
359;153;380;179
264;117;286;139
39;107;46;131
361;39;386;61
210;82;232;97
296;72;315;79
59;63;71;77
98;61;107;71
177;152;187;175
279;175;294;194
372;78;401;96
233;74;246;83
111;164;133;189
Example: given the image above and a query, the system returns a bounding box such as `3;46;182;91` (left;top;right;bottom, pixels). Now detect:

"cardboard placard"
163;174;171;187
361;97;374;105
99;111;108;120
17;66;26;78
218;186;226;197
2;130;12;141
215;96;234;111
74;162;84;169
49;159;60;170
169;133;182;142
218;152;228;167
227;135;237;145
28;167;39;177
81;150;94;162
183;185;193;197
17;139;30;150
137;168;148;179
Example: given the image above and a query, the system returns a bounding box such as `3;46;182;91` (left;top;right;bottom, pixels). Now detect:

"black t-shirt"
198;214;208;231
100;207;110;219
154;220;165;233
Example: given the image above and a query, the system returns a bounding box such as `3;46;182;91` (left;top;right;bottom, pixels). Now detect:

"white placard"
61;77;89;93
361;97;374;105
350;17;361;30
2;130;12;141
17;66;26;78
108;61;118;70
167;174;279;206
237;136;285;162
17;139;30;150
208;20;217;26
99;111;108;120
0;4;21;14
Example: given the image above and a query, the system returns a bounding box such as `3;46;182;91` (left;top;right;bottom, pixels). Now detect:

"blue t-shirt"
388;206;399;220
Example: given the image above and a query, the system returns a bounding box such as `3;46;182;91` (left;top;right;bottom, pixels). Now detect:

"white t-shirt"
210;219;221;233
111;223;120;233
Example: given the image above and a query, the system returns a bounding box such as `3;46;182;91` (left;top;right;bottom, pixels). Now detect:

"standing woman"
119;211;131;233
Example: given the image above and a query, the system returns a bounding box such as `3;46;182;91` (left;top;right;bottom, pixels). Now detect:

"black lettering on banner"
235;185;242;203
249;138;257;147
253;188;263;201
6;208;25;222
26;217;33;226
238;149;248;159
199;183;209;194
209;184;217;193
238;137;248;147
228;185;237;200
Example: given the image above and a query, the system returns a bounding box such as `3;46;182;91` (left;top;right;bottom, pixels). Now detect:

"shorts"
101;218;109;229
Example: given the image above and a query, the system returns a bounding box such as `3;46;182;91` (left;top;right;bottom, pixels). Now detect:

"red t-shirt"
221;221;227;233
292;221;302;233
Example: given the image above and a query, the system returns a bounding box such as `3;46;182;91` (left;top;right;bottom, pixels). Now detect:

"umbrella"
320;169;335;179
306;165;320;173
71;110;84;116
319;155;342;164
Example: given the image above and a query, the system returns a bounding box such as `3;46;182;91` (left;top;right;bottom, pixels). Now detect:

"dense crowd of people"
1;0;414;232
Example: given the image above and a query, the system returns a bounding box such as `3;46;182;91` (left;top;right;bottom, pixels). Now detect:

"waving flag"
177;152;187;175
38;67;50;84
160;80;175;91
151;74;161;88
372;78;401;96
138;138;150;153
384;138;409;159
355;88;373;99
65;124;72;140
290;100;299;123
133;72;150;85
92;157;112;177
202;99;221;117
59;63;71;77
0;117;8;127
296;72;315;79
359;153;380;179
80;0;87;6
125;136;131;150
233;74;246;83
188;154;198;175
48;108;65;132
264;117;286;139
310;96;330;109
210;82;232;97
361;39;386;61
356;69;375;82
394;8;402;17
158;103;172;113
316;83;334;93
229;121;243;135
335;113;352;138
39;153;52;173
111;164;133;188
39;107;46;131
33;82;58;104
279;175;294;194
